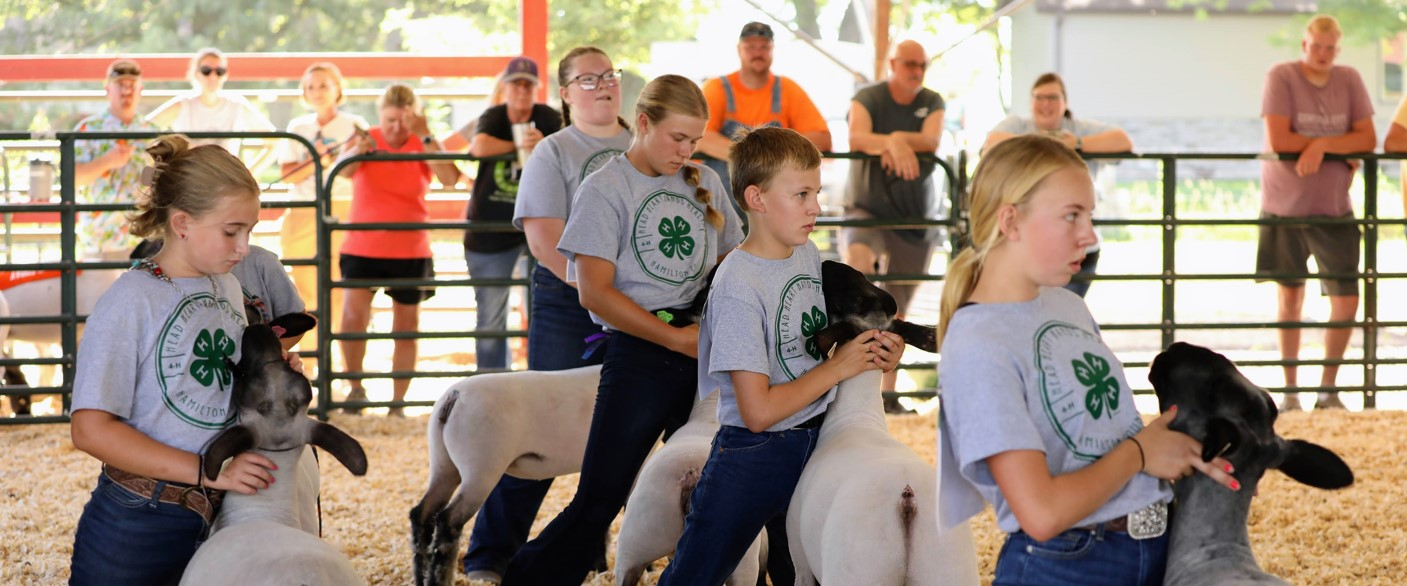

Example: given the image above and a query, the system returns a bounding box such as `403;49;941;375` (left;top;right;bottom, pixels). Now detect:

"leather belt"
103;465;225;525
793;412;826;430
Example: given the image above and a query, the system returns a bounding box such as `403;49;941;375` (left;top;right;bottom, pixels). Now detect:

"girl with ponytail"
501;74;744;585
935;135;1238;585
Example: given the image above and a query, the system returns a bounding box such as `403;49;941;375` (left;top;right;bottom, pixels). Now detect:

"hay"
3;410;1403;585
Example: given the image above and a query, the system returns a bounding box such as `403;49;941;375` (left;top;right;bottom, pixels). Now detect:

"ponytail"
683;164;724;230
935;247;984;350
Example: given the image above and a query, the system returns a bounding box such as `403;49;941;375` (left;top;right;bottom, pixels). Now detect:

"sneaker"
463;569;502;584
1278;393;1302;413
883;395;913;415
1314;393;1346;411
387;406;406;418
342;387;367;414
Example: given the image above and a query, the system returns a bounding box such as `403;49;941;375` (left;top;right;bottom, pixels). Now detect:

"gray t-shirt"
699;241;835;431
512;124;633;231
72;270;248;453
231;245;306;323
843;81;945;244
989;114;1118;252
559;156;744;329
936;287;1171;533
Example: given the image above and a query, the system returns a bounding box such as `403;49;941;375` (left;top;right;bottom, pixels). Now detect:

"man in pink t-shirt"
1258;14;1376;412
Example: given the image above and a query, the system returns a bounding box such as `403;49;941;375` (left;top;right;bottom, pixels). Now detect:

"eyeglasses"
109;66;141;78
566;69;622;91
1032;93;1064;103
198;65;228;77
894;59;927;71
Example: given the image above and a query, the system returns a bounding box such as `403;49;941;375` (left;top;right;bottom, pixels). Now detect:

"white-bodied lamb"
614;390;766;586
180;321;369;586
410;365;601;586
1148;342;1354;586
786;369;979;585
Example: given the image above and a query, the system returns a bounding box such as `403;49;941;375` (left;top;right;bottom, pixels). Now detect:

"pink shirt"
342;128;434;259
1259;61;1373;217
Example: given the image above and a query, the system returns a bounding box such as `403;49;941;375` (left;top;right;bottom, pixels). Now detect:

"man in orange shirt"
698;21;832;199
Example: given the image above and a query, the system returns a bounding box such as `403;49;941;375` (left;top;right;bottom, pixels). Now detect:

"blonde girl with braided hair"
501;74;743;585
935;135;1239;585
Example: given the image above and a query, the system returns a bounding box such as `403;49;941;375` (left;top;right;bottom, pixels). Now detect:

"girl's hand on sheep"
1134;407;1241;491
868;331;905;373
283;350;304;374
207;452;278;495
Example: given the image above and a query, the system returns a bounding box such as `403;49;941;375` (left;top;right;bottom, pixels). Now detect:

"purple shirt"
1259;61;1373;217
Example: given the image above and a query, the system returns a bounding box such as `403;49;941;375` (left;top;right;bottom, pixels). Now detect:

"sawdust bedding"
2;410;1401;585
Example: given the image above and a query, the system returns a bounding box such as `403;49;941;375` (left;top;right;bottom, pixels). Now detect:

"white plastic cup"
511;122;533;168
28;158;54;202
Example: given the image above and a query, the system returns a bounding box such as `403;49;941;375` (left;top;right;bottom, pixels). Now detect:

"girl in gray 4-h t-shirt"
512;124;632;230
558;156;744;328
937;287;1172;534
699;241;835;431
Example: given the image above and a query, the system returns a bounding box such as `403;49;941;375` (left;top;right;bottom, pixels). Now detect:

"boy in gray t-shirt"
661;128;903;585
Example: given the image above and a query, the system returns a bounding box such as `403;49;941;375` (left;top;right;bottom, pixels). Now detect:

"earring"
179;233;187;240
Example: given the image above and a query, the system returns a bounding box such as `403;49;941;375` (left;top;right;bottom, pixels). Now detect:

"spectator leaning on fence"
982;72;1134;299
147;47;276;171
333;83;461;418
1258;14;1376;412
840;39;944;411
276;62;369;326
71;58;159;261
696;21;832;202
1382;92;1407;221
463;56;563;372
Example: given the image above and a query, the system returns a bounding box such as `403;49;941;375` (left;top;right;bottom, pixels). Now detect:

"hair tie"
139;165;157;187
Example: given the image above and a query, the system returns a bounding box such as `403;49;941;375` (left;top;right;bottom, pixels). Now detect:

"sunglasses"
566;69;622;92
199;65;228;77
109;66;141;78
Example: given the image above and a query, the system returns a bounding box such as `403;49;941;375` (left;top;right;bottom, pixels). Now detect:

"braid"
684;165;724;230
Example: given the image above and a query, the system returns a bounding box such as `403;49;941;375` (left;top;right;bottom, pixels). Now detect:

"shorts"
339;253;436;305
839;207;935;315
1255;213;1359;296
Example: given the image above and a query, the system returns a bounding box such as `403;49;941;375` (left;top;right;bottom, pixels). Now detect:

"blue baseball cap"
502;56;540;85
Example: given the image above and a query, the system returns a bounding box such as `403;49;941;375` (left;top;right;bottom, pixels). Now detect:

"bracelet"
1128;437;1146;472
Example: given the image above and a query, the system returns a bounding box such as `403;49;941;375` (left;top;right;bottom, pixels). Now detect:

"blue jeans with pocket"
994;525;1169;586
658;424;821;586
501;329;697;585
70;474;210;586
464;243;529;371
461;264;606;575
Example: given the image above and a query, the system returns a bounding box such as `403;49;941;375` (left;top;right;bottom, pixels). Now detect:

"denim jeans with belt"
994;524;1170;586
464;243;529;371
461;264;607;575
70;474;209;586
659;423;821;586
501;329;697;586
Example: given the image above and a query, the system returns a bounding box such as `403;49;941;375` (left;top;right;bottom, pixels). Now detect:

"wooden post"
522;0;550;102
874;0;891;82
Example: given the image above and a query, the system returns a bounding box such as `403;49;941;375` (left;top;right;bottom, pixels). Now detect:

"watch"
1075;135;1083;151
421;135;434;146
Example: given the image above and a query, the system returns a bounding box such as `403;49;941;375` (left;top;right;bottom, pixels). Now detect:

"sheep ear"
269;312;317;339
310;421;368;476
890;319;937;353
203;425;256;481
1200;417;1239;463
1277;439;1354;489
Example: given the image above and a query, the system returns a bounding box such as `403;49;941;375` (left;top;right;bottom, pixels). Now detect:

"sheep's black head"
813;261;937;355
1149;342;1352;490
202;319;367;481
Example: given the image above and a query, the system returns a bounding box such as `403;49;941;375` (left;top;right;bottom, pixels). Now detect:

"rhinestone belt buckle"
1127;500;1168;540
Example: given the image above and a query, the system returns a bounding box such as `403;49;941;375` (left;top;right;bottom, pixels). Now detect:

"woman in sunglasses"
149;47;276;171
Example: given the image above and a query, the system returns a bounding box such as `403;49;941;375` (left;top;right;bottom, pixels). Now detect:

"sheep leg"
427;482;493;586
411;429;462;586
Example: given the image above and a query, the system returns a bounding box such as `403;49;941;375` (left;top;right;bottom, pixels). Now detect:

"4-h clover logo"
190;328;236;391
657;216;695;259
1073;351;1120;419
801;306;828;360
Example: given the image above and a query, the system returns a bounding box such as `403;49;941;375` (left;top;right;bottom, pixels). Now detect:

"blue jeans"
70;474;210;586
994;526;1169;586
464;244;529;370
501;330;697;586
462;265;606;575
1064;249;1100;298
659;424;820;586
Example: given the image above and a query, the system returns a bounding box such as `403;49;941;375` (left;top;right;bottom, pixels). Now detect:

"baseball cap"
502;56;540;85
740;22;774;41
105;58;142;82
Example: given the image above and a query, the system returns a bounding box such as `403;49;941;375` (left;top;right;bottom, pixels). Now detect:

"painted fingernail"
1230;480;1240;491
1224;464;1234;474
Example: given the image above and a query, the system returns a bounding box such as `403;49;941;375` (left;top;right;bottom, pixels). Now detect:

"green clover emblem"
190;328;236;391
1073;351;1120;419
657;216;695;259
801;306;828;360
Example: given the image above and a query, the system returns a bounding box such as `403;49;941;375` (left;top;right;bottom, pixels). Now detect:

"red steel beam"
0;54;514;83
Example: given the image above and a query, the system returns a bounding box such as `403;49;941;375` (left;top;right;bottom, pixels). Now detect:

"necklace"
131;257;221;302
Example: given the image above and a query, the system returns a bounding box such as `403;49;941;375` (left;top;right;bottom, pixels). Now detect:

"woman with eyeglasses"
452;46;632;582
459;56;562;376
148;47;276;171
981;72;1134;298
